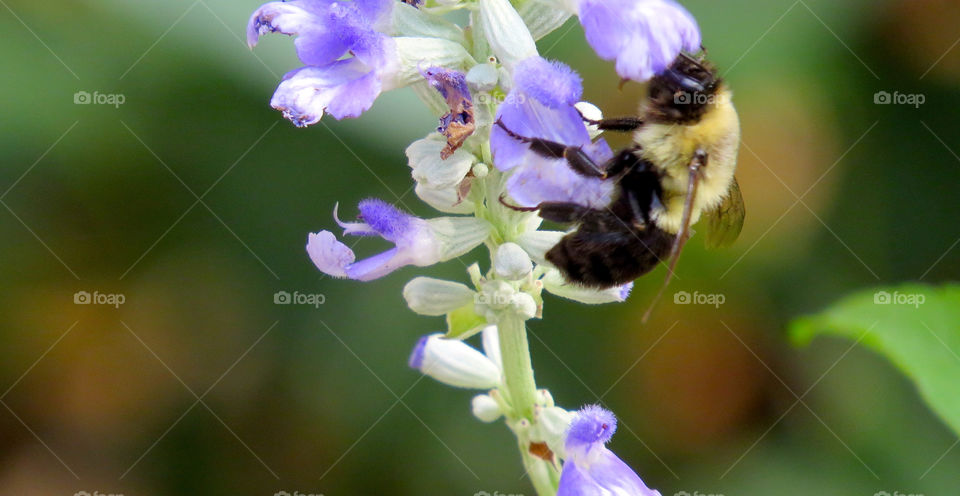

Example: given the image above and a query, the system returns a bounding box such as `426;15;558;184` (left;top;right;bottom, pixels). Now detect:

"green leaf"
446;302;487;339
791;284;960;436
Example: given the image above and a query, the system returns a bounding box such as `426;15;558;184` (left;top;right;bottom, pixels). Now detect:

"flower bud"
472;394;503;423
479;0;538;68
542;270;633;304
404;277;476;316
415;184;474;214
406;136;476;189
466;63;500;92
409;334;501;389
575;101;603;139
515;230;565;266
494;243;533;281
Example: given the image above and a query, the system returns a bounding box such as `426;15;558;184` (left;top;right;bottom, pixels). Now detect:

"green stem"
498;312;537;420
498;313;559;495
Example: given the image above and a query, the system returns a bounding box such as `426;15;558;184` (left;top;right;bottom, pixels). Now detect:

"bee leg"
494;119;607;178
577;108;644;132
537;202;602;224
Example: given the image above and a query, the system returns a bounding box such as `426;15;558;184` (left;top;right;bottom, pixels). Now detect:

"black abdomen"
546;224;673;288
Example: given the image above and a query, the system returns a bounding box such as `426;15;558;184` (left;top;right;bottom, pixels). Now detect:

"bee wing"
703;177;745;249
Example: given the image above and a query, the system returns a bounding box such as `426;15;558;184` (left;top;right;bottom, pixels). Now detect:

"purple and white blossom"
558;405;663;496
409;326;502;389
576;0;701;81
490;56;615;209
248;0;397;125
306;199;489;281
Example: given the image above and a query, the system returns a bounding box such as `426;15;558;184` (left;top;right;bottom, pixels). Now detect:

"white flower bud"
406;136;476;189
409;334;501;389
471;394;503;423
477;280;516;312
466;63;500;93
511;292;538;320
415;184;474;214
391;37;475;87
427;217;492;261
494;243;533;281
481;325;502;370
472;162;489;178
541;269;633;304
479;0;538;68
575;101;604;139
404;277;476;316
515;230;565;266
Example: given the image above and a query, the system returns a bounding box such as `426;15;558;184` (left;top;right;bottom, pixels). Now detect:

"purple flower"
247;0;397;126
577;0;701;82
490;56;614;209
558;405;662;496
421;66;475;159
409;330;501;389
307;199;491;281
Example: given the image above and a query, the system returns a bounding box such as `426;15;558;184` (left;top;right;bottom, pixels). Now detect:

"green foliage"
792;284;960;436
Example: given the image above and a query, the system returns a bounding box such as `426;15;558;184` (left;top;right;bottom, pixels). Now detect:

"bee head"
646;53;721;123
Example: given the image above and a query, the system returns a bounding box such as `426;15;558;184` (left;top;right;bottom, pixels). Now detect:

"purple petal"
408;335;429;369
578;0;701;82
270;59;382;126
357;198;413;242
558;448;662;496
306;231;355;278
567;404;617;449
247;0;334;47
492;99;593;172
559;405;662;496
513;56;583;108
618;282;634;301
344;247;403;281
505;155;614;209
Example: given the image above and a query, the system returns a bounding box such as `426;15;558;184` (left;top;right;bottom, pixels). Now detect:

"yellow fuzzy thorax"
634;87;741;234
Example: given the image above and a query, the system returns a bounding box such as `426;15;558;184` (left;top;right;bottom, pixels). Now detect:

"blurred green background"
2;0;959;494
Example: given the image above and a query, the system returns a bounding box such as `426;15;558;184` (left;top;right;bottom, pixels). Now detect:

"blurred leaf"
791;284;960;436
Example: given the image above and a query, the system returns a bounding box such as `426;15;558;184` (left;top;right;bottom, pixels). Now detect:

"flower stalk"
247;0;706;494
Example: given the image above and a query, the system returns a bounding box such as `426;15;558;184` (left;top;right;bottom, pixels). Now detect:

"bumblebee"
497;53;744;306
